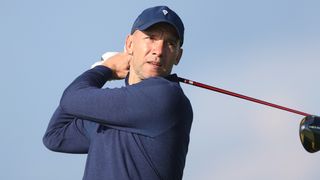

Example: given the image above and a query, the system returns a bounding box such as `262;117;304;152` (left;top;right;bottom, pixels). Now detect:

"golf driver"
99;51;319;153
178;77;319;153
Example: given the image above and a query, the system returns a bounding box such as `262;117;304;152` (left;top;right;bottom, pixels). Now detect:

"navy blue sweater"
43;66;193;180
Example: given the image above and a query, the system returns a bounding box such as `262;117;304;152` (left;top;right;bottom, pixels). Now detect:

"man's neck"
128;72;141;85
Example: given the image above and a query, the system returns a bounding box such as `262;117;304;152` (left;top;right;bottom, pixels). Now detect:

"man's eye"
167;41;178;48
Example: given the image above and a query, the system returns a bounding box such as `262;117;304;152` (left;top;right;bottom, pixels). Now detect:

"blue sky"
1;0;320;179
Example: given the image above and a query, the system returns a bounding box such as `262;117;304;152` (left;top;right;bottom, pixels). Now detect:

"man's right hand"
101;52;131;80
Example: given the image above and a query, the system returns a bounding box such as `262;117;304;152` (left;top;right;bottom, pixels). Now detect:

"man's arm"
43;105;93;153
59;57;185;137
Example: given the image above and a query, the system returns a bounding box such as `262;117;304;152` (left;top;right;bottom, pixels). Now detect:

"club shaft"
178;77;310;117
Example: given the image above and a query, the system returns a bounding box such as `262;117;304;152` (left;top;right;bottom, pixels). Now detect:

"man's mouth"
148;61;162;67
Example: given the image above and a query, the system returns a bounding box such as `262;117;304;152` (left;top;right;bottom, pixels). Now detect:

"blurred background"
1;0;319;179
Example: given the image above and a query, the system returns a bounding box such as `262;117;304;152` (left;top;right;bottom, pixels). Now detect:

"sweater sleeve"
59;66;184;137
42;105;93;153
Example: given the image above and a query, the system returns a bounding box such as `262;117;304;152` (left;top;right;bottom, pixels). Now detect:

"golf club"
178;77;320;153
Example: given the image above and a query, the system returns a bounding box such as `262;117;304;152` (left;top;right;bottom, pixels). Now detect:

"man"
43;6;193;180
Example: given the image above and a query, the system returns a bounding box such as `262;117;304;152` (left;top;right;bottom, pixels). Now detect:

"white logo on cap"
162;9;168;16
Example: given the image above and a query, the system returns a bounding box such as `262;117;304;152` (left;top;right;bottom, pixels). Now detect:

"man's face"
126;23;183;84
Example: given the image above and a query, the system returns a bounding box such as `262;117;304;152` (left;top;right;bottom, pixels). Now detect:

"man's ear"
174;48;183;65
125;35;133;55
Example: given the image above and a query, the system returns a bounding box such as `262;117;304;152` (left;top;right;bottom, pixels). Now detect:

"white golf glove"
91;52;119;69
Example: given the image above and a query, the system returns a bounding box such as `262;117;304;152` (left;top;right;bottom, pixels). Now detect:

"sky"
1;0;320;179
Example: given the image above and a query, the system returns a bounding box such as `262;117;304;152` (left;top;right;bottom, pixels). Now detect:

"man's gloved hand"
91;52;119;69
101;52;131;80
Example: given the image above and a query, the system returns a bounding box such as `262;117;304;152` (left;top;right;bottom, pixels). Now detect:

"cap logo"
162;9;168;16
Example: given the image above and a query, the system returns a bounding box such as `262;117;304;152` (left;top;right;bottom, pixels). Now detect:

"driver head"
299;115;320;153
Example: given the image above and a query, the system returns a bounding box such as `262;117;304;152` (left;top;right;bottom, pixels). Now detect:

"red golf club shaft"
178;77;310;117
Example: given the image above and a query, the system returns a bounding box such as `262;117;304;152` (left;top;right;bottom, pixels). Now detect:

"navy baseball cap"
131;6;185;46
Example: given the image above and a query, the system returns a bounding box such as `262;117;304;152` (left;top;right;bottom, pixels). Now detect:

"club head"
299;115;320;153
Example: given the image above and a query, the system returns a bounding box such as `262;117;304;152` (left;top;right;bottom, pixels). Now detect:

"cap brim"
131;19;182;44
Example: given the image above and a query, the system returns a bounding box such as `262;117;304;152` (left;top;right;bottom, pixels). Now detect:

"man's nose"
152;40;164;56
